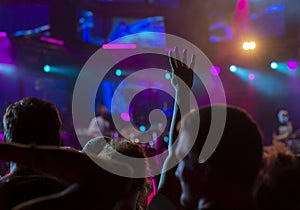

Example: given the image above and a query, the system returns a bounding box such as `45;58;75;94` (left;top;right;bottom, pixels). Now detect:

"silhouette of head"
3;97;62;146
175;105;263;208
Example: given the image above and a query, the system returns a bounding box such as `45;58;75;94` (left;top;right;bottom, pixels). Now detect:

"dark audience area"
1;0;300;209
0;47;299;210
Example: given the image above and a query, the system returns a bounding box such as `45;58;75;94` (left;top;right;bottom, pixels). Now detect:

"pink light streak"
40;36;64;46
102;43;136;49
232;0;251;36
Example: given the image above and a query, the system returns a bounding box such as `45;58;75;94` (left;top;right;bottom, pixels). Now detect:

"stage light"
270;62;278;70
287;60;298;70
249;41;256;49
43;65;51;72
163;136;169;143
120;112;130;122
0;32;7;37
210;66;221;76
248;73;255;80
115;69;122;76
165;72;171;80
242;41;256;50
230;65;238;72
139;125;146;132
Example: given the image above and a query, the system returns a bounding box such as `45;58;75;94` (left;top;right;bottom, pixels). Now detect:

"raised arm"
158;47;195;189
168;47;195;153
147;48;195;210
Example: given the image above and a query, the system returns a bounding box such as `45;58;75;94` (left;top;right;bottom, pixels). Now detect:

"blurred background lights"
242;41;256;50
139;125;146;132
165;72;171;80
270;62;278;70
230;65;238;72
248;73;255;80
0;32;7;37
163;136;169;143
210;65;221;75
120;112;131;122
115;69;122;76
287;60;298;70
43;65;51;72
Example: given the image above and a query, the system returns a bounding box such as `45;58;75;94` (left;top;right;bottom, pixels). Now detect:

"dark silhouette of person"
0;97;67;210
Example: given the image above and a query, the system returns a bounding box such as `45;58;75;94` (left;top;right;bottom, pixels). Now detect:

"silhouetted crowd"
0;49;299;210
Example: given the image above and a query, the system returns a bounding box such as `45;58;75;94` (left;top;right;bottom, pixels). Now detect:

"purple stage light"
0;132;4;142
120;112;131;122
287;60;298;70
210;66;221;76
0;32;6;37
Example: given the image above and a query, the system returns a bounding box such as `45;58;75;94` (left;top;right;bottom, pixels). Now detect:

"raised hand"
168;47;195;92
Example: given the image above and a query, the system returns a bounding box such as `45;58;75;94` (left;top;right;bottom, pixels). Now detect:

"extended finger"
182;49;187;67
190;54;195;70
169;50;178;70
174;47;181;67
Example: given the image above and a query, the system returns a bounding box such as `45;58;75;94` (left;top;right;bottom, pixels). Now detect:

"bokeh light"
270;62;278;70
43;65;51;72
210;66;221;76
287;60;298;70
115;69;122;76
230;65;238;72
248;73;255;80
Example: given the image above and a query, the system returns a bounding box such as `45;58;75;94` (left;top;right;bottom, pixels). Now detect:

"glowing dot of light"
139;125;146;132
115;69;122;76
43;65;51;72
230;65;238;72
270;62;278;70
243;41;256;50
0;32;7;37
165;72;171;80
163;136;169;143
287;60;298;70
120;112;131;122
248;73;255;80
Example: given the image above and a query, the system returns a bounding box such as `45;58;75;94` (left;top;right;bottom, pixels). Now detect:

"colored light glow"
230;65;238;72
139;125;146;132
248;73;255;80
242;41;256;50
165;72;171;80
102;43;137;49
0;63;15;74
120;112;131;122
210;66;221;75
237;0;247;10
0;32;7;37
43;65;51;72
40;36;64;46
287;60;298;70
115;69;122;76
163;136;169;143
270;62;278;70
